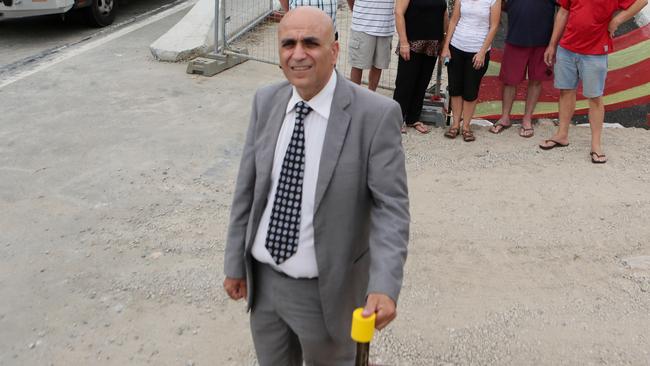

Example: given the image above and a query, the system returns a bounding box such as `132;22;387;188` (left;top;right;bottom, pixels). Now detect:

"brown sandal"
519;126;534;138
590;151;608;164
407;121;430;134
490;121;512;134
444;127;459;139
462;129;475;142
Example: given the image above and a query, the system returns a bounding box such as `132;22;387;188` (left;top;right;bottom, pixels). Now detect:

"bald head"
277;6;339;101
279;6;335;44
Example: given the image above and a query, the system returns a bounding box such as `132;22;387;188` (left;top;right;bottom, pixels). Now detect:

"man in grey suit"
223;7;409;365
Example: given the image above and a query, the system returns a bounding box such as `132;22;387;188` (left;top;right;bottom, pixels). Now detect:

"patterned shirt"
290;0;339;28
351;0;395;37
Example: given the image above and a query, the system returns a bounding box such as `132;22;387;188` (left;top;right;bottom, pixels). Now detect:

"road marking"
0;0;196;90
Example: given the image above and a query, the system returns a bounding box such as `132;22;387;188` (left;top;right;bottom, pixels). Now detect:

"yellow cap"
350;307;375;343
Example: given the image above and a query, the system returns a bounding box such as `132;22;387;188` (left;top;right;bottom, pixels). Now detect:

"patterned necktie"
265;101;312;264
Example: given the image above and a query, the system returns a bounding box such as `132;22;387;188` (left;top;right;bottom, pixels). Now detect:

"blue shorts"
554;46;608;98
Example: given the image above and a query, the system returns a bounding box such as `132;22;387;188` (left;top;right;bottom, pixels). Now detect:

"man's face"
278;18;339;100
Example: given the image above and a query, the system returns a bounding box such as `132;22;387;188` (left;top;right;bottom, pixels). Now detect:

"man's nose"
292;43;307;60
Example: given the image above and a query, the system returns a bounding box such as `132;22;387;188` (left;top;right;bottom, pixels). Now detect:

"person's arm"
443;8;449;38
223;90;261;301
347;0;355;10
280;0;289;12
609;0;648;37
363;100;409;330
543;6;569;66
394;0;411;61
472;0;501;69
441;0;461;60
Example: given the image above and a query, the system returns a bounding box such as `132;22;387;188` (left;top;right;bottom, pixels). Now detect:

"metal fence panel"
221;0;446;91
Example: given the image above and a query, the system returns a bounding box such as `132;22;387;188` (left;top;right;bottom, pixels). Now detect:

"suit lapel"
249;83;292;242
257;84;292;197
314;73;352;213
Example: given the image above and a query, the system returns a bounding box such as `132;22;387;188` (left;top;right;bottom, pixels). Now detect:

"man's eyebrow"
302;36;321;45
280;36;322;46
280;38;297;46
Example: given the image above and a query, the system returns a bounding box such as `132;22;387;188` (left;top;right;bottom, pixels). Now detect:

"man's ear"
331;41;340;64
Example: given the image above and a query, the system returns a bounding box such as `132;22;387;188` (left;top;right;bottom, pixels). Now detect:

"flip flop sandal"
461;129;475;142
444;127;459;139
490;122;512;134
539;139;569;150
408;122;430;134
590;151;608;164
519;127;534;138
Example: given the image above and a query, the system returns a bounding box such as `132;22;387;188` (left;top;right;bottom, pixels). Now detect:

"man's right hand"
224;277;247;300
543;45;556;67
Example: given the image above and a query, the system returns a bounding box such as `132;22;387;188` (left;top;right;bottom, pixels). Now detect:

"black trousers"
393;52;438;125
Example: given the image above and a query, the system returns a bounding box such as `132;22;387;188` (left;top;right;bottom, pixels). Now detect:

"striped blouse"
351;0;395;37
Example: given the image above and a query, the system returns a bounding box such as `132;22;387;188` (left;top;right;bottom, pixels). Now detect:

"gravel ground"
371;121;650;365
2;56;649;365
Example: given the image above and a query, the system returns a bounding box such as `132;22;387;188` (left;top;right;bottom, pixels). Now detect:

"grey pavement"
1;8;280;365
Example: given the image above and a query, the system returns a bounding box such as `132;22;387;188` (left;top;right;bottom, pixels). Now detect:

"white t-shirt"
450;0;497;53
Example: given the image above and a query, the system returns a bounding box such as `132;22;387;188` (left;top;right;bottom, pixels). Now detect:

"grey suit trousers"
251;262;356;366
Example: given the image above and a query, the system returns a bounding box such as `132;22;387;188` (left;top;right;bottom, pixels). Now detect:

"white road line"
0;0;196;90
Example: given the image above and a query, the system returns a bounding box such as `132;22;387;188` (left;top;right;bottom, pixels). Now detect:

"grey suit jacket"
224;71;409;341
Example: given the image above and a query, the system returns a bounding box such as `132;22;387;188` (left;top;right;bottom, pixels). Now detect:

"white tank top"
450;0;497;53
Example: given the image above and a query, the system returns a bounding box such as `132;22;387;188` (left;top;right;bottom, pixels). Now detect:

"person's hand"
362;293;396;330
440;47;451;61
608;18;622;38
472;51;486;69
223;277;247;300
544;45;556;67
399;44;410;61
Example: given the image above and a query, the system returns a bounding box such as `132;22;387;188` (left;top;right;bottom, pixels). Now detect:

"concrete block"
149;0;213;62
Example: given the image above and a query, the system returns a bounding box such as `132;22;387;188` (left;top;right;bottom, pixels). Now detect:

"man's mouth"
291;65;312;71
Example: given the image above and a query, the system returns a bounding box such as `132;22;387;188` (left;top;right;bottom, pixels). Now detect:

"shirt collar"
286;71;337;120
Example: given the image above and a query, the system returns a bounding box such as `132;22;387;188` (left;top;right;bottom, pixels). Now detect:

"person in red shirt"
540;0;647;163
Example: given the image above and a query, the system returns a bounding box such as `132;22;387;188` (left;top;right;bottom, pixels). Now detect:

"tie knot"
295;101;312;119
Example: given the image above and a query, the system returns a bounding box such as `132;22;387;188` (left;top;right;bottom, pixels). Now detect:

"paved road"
0;0;183;68
0;4;270;364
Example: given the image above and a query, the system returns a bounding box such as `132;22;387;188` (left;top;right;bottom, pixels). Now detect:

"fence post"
213;0;221;54
221;0;228;51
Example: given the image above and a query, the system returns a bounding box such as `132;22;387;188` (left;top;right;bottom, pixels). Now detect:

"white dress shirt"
251;71;337;278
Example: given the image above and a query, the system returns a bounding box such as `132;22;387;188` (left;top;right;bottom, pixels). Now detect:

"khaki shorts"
348;30;392;70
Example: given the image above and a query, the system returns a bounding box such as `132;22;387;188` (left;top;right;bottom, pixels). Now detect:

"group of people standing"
306;0;645;163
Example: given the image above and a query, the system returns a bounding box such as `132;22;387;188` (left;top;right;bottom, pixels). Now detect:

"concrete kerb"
149;0;210;62
150;0;275;62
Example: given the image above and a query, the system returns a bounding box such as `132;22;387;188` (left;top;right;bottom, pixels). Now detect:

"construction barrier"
219;0;446;91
